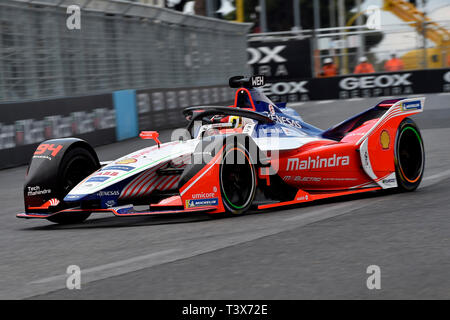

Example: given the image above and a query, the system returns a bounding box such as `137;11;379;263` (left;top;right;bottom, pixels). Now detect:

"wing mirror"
139;131;161;148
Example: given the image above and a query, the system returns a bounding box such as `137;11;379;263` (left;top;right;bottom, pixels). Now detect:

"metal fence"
315;21;450;76
0;0;251;103
248;19;450;78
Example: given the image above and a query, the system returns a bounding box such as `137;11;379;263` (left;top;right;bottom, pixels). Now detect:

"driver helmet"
227;116;243;128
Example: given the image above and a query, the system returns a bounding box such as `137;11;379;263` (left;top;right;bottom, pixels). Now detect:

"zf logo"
247;46;287;65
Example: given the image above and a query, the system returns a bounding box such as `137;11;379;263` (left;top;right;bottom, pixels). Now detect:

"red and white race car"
19;76;425;224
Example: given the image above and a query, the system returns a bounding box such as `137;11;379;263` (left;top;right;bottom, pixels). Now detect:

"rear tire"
394;118;425;192
219;143;257;215
47;147;98;224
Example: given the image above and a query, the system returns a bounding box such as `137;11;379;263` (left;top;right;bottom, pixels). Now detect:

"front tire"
394;118;425;191
47;147;98;224
219;142;257;215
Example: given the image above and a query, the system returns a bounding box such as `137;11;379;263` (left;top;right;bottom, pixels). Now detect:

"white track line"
30;249;178;285
288;102;305;107
423;169;450;186
26;169;450;297
283;200;374;222
345;97;364;101
27;197;376;297
316;100;335;104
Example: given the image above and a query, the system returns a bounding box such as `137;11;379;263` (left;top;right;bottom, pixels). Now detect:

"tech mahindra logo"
286;154;350;171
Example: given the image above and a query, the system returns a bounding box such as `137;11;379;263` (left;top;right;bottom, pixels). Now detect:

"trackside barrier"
113;90;139;141
136;85;236;131
0;84;235;169
0;94;116;169
0;0;251;103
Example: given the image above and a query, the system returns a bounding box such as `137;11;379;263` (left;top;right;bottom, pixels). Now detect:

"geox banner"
263;68;450;102
0;94;116;168
248;39;313;81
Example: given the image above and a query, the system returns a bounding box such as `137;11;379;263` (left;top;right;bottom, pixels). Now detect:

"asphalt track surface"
1;93;449;299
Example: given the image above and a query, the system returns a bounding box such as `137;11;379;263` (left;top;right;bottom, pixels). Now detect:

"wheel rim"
221;148;255;210
398;126;423;183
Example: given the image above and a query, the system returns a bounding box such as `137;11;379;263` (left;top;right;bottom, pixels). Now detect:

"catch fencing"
248;20;450;79
0;0;250;169
0;0;251;103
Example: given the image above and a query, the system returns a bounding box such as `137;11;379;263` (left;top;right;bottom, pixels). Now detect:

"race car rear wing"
322;97;425;143
355;97;425;145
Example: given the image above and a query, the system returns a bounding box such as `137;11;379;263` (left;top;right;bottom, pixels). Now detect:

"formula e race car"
18;75;425;224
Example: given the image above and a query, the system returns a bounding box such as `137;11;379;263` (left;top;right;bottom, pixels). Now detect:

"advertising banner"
248;38;313;81
0;94;116;168
0;84;235;169
136;85;235;131
262;68;450;102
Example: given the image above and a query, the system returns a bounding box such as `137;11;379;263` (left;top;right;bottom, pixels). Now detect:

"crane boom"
383;0;450;46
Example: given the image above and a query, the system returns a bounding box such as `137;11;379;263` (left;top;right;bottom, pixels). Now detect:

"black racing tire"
394;118;425;192
219;142;257;215
47;147;98;224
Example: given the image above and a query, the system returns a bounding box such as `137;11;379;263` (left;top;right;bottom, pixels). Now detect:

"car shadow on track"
19;188;399;231
20;213;225;231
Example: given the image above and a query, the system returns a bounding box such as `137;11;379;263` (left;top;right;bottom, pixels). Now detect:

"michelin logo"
402;100;422;110
186;198;218;208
